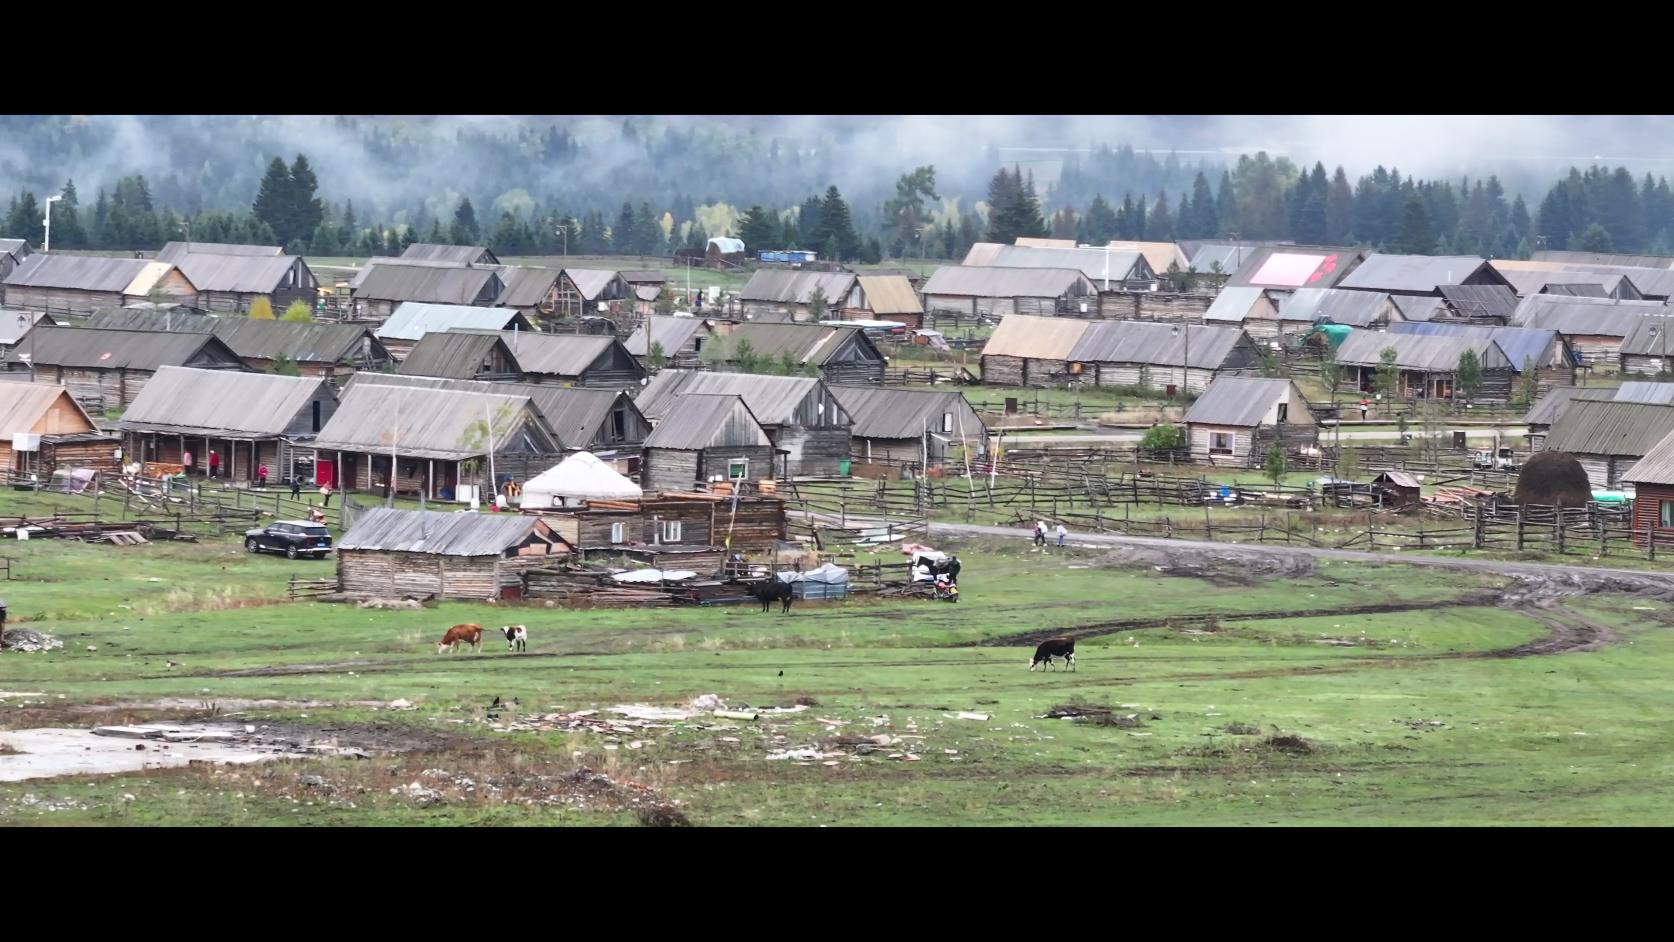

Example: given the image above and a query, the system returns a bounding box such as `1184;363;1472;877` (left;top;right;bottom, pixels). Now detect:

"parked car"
1471;447;1518;471
245;520;333;559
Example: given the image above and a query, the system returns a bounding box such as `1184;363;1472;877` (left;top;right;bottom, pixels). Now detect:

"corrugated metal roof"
1524;386;1591;425
708;237;745;254
562;269;628;301
980;314;1088;359
1438;283;1518;318
1569;264;1674;298
1623;430;1674;485
1391;294;1446;321
493;266;563;309
397;332;510;380
156;242;281;262
489;331;622;376
1182;377;1302;427
1335;330;1509;370
346;373;641;447
625;316;707;356
1105;240;1188;274
1614;381;1674;405
338;507;539;556
633;285;661;302
1067;320;1246;369
1497;266;1628;297
1534;250;1674;269
739;270;857;304
0;239;30;259
354;264;500;303
618;270;666;284
1376;471;1423;489
1338;254;1504;294
117;366;331;437
1225;245;1363;289
1187;242;1260;275
400;244;498;264
18;326;241;370
643;394;770;449
961;243;1151;286
635;369;845;426
315;383;552;459
1616;317;1674;356
1543;399;1674;456
1387;322;1562;371
1511;295;1664;336
210;320;381;363
0;311;53;345
855;275;922;315
1279;288;1391;326
828;385;983;441
1014;237;1076;248
87;308;211;332
1524;382;1674;426
924;265;1092;298
3;254;188;293
375;303;530;341
706;322;876;367
0;383;93;435
1542;282;1612;298
1202;286;1269;322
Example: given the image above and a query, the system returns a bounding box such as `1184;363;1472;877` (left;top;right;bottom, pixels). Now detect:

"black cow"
750;580;795;614
1029;637;1076;672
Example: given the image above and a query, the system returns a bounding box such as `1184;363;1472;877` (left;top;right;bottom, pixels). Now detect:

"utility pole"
43;195;64;253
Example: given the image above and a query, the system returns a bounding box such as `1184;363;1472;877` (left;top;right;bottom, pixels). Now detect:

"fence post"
1555;514;1564;554
1515;509;1524;551
1473;501;1484;549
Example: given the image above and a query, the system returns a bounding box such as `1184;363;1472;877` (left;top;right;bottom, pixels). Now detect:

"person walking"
1034;520;1047;547
257;464;268;486
290;476;302;500
208;450;220;479
1359;399;1369;421
1055;523;1067;547
320;482;333;507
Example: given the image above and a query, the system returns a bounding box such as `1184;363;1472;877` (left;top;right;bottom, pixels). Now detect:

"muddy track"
964;593;1502;648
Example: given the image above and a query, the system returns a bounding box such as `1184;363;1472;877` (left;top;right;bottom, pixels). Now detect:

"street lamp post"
555;226;568;257
1170;322;1191;396
43;195;64;253
16;313;32;381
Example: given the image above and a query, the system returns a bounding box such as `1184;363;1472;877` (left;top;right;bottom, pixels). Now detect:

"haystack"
1512;451;1592;507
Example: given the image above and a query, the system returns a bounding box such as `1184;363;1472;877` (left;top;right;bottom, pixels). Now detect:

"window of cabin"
1210;432;1234;456
662;520;682;543
1276;403;1288;423
611;408;626;441
311;400;322;432
728;458;749;480
942;412;954;433
610;522;626;543
1661;500;1674;528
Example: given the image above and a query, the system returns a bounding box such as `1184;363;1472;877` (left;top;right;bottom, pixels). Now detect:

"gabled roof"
1104;240;1189;274
1279;288;1391;326
485;330;630;377
1186;242;1262;275
18;326;240;370
353;264;501;303
1338;254;1509;294
375;302;532;341
1202;286;1270;322
1525;382;1674;426
1438;283;1518;319
1616;317;1674;356
561;268;629;301
1224;245;1363;290
1616;381;1674;405
1543;399;1674;456
643;394;770;450
3;254;191;295
1511;295;1664;336
1624;430;1674;485
0;310;55;345
315;383;554;459
739;270;857;305
618;270;666;285
495;266;564;309
1391;294;1446;321
829;385;983;440
979;313;1088;360
400;243;499;265
345;373;643;446
1335;330;1509;370
625;316;711;356
923;265;1093;298
855;274;922;315
156;242;282;262
1534;250;1674;269
338;507;542;556
1067;320;1247;369
0;238;31;260
1387;322;1564;371
0;382;95;434
1524;386;1592;426
635;370;847;426
209;319;385;364
706;322;880;367
117;366;331;437
960;243;1152;286
397;331;514;380
1183;377;1304;427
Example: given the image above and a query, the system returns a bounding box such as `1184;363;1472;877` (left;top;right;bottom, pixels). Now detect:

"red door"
316;459;335;488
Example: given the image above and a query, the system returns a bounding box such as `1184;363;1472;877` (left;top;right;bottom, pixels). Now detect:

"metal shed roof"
399;244;498;265
156;242;281;262
643;394;770;450
345;373;640;448
1225;245;1363;290
1335;330;1510;371
1068;320;1246;369
739;270;857;304
353;264;500;303
856;275;922;315
396;332;512;380
1624;429;1674;484
828;385;983;441
1202;286;1269;322
1543;399;1674;457
1182;377;1303;427
980;314;1088;359
375;303;531;341
496;266;564;309
960;243;1150;286
117;366;331;437
625;316;708;356
210;319;382;363
1279;288;1391;326
1338;254;1506;294
1387;322;1562;371
634;369;845;426
706;322;877;366
924;265;1091;298
315;384;551;459
561;268;628;301
338;507;540;556
1511;295;1665;336
18;326;240;370
3;254;189;294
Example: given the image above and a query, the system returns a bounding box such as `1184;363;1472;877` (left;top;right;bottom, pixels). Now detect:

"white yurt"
521;452;643;508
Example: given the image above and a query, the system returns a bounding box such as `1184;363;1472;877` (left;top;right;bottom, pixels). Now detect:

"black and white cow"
1029;637;1076;672
502;624;528;653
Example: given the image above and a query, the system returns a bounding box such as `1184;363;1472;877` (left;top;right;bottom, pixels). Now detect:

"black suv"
245;521;333;559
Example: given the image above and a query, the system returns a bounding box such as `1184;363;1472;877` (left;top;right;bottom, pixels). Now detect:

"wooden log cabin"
830;385;986;471
311;382;564;500
1511;295;1663;370
541;494;788;573
1623;430;1674;545
1386;322;1577;395
159;247;318;314
116;367;338;484
3;326;246;411
1334;330;1514;401
336;507;566;601
0;382;119;477
1539;398;1674;490
373;302;534;362
351;263;503;321
204;320;392;384
635;369;852;476
1182;377;1317;466
624;316;718;367
640;394;774;493
2;254;199;315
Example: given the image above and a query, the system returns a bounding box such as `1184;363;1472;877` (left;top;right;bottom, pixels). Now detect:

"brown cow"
437;623;484;654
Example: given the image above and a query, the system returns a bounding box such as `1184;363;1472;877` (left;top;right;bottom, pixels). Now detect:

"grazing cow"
502;624;528;653
750;580;795;614
437;623;484;654
1029;637;1076;672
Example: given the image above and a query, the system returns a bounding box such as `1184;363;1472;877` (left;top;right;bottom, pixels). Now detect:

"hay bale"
1513;451;1593;507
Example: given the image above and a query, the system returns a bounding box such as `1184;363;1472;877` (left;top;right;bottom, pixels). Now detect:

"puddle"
0;723;365;782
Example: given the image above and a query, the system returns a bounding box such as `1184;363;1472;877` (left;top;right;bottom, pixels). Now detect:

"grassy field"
4;494;1674;825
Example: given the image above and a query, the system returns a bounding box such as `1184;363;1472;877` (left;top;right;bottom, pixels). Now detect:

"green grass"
6;492;1674;825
